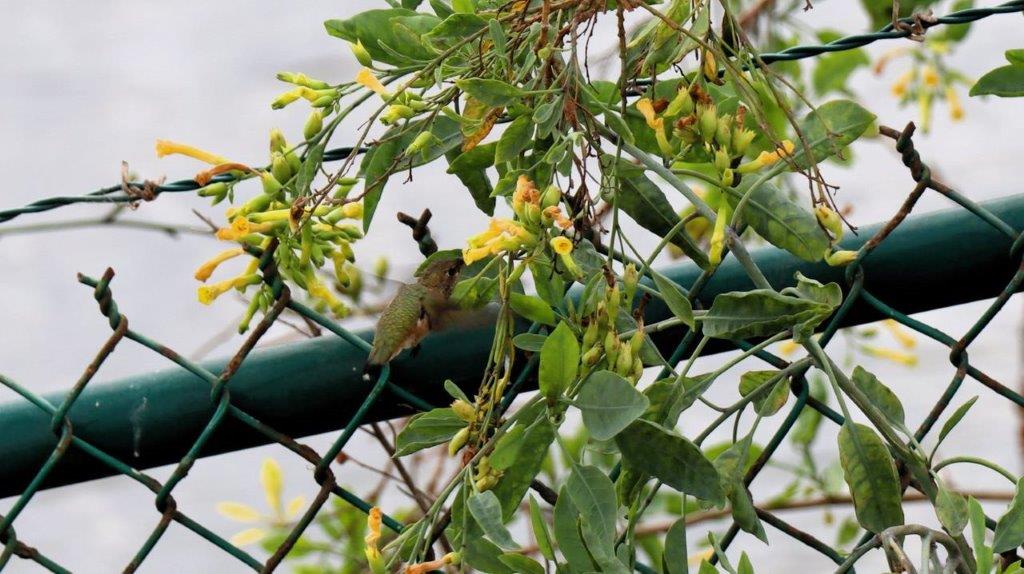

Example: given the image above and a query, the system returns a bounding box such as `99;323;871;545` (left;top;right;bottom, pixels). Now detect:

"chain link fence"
1;2;1024;572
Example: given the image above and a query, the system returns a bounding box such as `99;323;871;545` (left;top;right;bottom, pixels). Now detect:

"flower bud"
623;263;639;304
715;115;733;150
197;181;228;199
699;106;718;143
451;400;475;422
629;329;646;355
350;41;373;67
814;206;843;243
448;426;470;456
616;345;634;376
582;344;604;367
540;185;561;209
285;147;302;175
826;250;858;267
701;49;718;82
269;129;287;154
404;131;435;156
303;110;323;141
380;104;415;125
582;320;600;350
665;87;694;117
271;152;292;184
714;148;731;172
259;171;283;198
631;355;645;381
732;128;756;156
720;168;734;187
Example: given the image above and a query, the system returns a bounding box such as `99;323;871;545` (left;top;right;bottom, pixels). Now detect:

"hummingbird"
365;257;465;369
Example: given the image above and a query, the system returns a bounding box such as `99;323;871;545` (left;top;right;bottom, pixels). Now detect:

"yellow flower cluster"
462;217;538;264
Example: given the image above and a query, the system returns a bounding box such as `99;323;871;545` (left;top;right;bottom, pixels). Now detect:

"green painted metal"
1;193;1022;498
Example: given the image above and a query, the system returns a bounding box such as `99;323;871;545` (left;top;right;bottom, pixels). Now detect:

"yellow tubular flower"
922;65;939;88
636;98;659;129
947;87;964;121
891;69;914;97
737;140;795;174
194;248;245;282
543;206;572;230
462;246;492;265
365;507;383;570
861;345;918;367
356;67;390;98
550;236;573;256
341;202;363;219
708;204;732;266
155;139;228;165
197;274;258;305
883;319;917;349
778;339;800;357
405;553;460;574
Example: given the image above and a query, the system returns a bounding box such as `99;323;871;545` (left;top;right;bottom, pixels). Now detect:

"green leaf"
970;497;995;574
465;537;515;574
361;117;462;229
723;183;830;262
495;114;534;164
539;321;580;400
936;396;978;449
394;408;466;456
837;422;905;533
510;292;557;326
492;416;556;519
293;142;324;197
851;366;905;426
566;465;619;547
935;482;969;534
702;289;831;340
575;370;650;441
447;142;496;215
652;271;695;328
469;491;519;549
994;477;1024;553
1008;49;1024;65
553;483;595;571
698;560;719;574
457;78;526;107
789;100;876;169
738;370;789;417
663;518;689;574
489;424;526;471
970;64;1024;98
424;13;487;46
600;155;709;269
616;420;724;504
713;438;767;543
325;10;439;66
513;333;547;352
529;257;566;307
452;276;498;308
528;495;556;562
793;272;843;308
498;554;544;574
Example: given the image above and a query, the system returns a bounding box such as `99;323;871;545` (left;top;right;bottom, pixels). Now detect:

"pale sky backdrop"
1;1;1023;572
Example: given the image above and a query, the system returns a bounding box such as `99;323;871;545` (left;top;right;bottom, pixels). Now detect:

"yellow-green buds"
448;426;470;456
623;263;639;304
826;250;858;267
814;206;843;243
541;184;561;209
276;72;330;90
303;110;323;141
451;400;475;422
269;129;287;154
582;344;604;367
698;106;718;143
404;131;436;156
708;204;732;266
665;87;694;117
350;41;373;67
271;152;292;185
582;320;600;349
732;128;756;156
259;171;283;197
715;114;733;150
701;49;718;82
380;104;415;125
197;182;229;200
714;148;731;172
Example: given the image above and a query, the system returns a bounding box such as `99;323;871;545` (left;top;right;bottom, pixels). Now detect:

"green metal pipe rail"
2;192;1023;498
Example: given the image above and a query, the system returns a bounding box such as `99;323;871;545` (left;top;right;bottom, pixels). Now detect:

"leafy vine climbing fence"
2;2;1024;573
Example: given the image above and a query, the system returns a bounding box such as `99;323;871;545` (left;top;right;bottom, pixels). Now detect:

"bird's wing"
366;284;428;365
